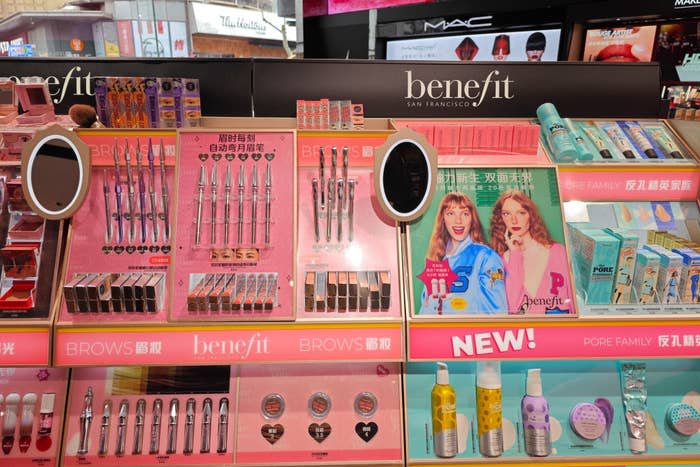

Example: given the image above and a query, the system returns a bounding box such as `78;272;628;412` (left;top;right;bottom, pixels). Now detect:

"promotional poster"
386;29;561;62
582;25;657;62
409;167;573;316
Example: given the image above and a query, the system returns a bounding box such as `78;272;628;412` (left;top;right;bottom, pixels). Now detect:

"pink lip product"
569;402;606;441
18;393;36;453
2;393;20;454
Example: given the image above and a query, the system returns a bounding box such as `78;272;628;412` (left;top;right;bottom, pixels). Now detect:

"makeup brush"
69;104;105;128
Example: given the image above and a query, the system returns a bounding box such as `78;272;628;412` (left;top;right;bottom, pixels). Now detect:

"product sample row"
296;99;364;130
187;272;278;313
95;77;201;129
312;146;356;243
76;389;230;457
304;270;391;312
415;360;700;460
64;272;165;313
538;103;689;163
191;156;273;249
0;392;56;454
103;139;171;245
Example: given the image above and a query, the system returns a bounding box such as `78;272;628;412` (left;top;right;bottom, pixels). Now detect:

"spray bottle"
431;362;457;458
521;369;551;457
476;361;503;457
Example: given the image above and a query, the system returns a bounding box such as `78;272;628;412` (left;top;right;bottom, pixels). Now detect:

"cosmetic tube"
597;122;637;159
521;369;551;457
536;103;577;162
431;362;457;458
618;121;662;159
577;121;614;160
640;123;685;159
563;119;594;161
620;362;647;454
476;361;503;457
19;393;37;453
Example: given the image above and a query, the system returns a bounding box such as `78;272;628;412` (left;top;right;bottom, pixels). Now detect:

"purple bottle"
521;369;551;457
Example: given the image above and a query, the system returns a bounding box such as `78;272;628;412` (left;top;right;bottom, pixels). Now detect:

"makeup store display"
170;130;294;321
406;359;700;461
537;103;696;163
236;363;402;464
94;77;201;129
56;132;176;325
296;141;402;321
565;200;700;314
0;368;69;466
0;168;61;320
63;366;234;466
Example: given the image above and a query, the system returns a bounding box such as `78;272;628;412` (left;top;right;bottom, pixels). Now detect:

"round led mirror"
374;128;437;222
21;125;90;219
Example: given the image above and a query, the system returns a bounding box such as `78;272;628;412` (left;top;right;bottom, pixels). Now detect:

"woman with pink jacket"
489;190;573;315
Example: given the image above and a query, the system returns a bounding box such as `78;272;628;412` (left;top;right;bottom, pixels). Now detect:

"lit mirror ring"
374;129;437;223
21;125;91;220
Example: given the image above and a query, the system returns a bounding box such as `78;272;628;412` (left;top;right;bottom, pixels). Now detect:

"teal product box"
605;228;639;305
671;247;700;304
633;249;660;304
570;228;620;304
643;245;684;305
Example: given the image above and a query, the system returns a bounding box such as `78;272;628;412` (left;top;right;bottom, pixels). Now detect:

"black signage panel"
0;58;253;116
253;59;661;118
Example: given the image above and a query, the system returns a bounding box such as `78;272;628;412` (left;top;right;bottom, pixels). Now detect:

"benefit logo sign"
403;69;514;109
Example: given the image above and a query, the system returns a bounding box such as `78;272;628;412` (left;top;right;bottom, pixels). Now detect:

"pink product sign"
409;323;700;360
236;363;402;463
171;132;295;321
296;167;400;319
82;134;177;168
54;325;403;366
297;135;389;167
0;367;69;465
0;329;50;365
559;169;700;201
328;0;429;14
63;367;235;466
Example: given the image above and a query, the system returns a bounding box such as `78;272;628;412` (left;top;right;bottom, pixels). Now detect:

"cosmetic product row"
304;271;390;312
193;155;273;249
76;388;229;457
401;121;540;155
538;103;689;163
64;272;164;313
187;272;278;313
312;147;355;243
1;393;56;455
105;138;171;245
95;77;201;129
296;99;364;130
430;361;700;459
569;224;700;306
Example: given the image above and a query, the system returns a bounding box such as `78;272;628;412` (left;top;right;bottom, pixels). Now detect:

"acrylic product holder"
0;367;69;467
236;363;403;464
61;366;236;466
170;130;295;321
57;131;176;325
296;139;401;320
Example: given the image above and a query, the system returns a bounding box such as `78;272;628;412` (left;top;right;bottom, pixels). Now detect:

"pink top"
503;242;573;315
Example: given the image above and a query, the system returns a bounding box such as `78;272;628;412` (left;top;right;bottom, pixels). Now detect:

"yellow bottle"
431;362;457;458
476;361;503;457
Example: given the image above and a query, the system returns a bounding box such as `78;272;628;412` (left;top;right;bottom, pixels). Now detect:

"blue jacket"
420;237;507;315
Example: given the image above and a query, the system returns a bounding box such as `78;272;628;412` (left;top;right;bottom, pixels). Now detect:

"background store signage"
253;60;662;118
0;329;50;366
409;322;700;360
673;0;700;9
54;324;403;366
191;2;297;42
423;15;494;32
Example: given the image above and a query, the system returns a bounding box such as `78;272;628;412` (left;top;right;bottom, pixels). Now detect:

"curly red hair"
426;192;485;261
489;190;553;255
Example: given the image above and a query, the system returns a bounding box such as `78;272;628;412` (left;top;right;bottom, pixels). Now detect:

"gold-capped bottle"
431;362;457;458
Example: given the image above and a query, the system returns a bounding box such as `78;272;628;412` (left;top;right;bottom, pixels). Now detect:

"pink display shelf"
236;363;403;464
170;130;296;321
57;130;177;326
